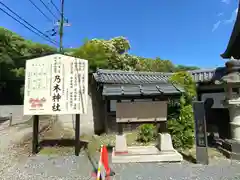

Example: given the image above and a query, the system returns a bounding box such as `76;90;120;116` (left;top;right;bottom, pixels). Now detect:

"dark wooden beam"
198;84;225;91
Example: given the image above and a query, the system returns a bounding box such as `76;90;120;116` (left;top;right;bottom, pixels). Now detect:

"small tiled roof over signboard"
93;69;184;96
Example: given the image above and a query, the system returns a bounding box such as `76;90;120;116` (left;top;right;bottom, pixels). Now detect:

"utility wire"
27;0;53;23
0;5;58;46
50;0;61;15
39;0;58;20
0;2;57;43
50;0;67;22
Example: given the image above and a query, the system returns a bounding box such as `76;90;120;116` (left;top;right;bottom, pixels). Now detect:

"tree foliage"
71;36;198;72
1;27;199;80
169;71;196;105
0;27;57;80
137;124;157;143
0;27;57;104
167;72;196;150
72;37;139;71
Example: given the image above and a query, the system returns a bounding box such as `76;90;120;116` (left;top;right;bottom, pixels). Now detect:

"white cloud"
224;7;238;24
221;0;230;4
212;21;221;32
212;8;238;32
235;7;239;14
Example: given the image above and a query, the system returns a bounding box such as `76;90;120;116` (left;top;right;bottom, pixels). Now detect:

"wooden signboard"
116;101;168;123
23;54;88;115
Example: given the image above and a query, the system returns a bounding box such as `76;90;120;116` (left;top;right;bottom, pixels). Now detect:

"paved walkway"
1;152;240;180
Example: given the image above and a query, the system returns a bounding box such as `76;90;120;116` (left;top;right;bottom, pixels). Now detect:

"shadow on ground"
39;138;88;149
180;152;197;163
0;117;9;125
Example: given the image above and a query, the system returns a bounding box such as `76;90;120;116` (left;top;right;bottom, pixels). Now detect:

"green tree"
0;27;57;99
167;71;196;150
72;36;139;71
175;65;199;72
72;39;110;71
0;27;57;80
136;57;176;72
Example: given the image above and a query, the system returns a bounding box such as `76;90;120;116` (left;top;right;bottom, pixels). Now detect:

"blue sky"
0;0;239;68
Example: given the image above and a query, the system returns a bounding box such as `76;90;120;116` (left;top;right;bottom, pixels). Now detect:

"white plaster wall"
58;95;94;136
201;93;226;108
0;105;32;125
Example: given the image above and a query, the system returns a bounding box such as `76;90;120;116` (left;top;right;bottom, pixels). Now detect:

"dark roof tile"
94;69;171;84
102;84;182;96
93;68;226;84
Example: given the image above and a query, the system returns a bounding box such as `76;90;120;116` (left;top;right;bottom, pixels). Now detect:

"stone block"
157;133;174;151
115;135;128;153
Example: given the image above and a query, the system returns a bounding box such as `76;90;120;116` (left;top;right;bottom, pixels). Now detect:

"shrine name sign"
23;54;88;115
116;101;168;123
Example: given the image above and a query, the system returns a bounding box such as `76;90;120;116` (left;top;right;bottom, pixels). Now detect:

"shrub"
137;124;157;143
168;71;196;150
167;105;195;150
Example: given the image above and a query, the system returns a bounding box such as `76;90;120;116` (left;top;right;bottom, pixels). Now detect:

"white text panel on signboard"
23;54;88;115
116;101;168;123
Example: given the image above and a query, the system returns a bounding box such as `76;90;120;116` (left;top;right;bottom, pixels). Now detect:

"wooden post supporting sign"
75;114;80;156
32;115;39;154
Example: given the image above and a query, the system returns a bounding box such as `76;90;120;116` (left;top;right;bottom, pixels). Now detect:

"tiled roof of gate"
102;83;185;96
93;68;225;84
93;69;172;84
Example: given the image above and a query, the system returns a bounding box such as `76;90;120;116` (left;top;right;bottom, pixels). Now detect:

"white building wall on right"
201;93;226;109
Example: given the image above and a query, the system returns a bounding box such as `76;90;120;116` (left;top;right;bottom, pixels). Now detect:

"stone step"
112;146;183;163
116;146;176;156
217;146;240;160
222;139;240;153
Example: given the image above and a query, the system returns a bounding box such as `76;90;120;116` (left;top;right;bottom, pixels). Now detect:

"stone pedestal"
219;100;240;160
229;105;240;142
157;133;174;151
115;135;128;154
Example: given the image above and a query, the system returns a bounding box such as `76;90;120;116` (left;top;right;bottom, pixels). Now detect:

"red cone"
91;145;115;179
101;146;110;176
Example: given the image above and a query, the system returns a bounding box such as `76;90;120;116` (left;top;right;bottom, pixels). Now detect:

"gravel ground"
1;153;240;180
0;116;53;178
1;117;240;180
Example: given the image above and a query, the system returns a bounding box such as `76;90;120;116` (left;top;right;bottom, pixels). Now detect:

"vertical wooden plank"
159;121;167;133
104;99;109;134
32;115;39;154
116;99;123;135
75;114;80;156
